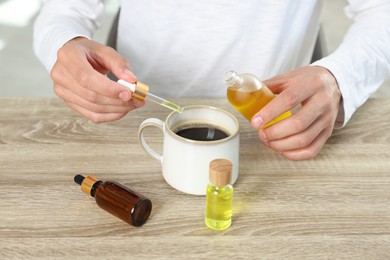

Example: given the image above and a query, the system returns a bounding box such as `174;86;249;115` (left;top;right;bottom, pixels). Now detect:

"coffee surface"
175;126;229;141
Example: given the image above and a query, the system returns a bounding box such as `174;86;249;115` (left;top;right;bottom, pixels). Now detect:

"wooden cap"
209;159;232;186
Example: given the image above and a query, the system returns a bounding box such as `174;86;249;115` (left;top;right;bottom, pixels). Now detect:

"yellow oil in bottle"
225;71;291;128
205;184;233;231
205;159;234;231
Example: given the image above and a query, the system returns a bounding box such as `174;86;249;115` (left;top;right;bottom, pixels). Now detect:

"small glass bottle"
205;159;234;231
225;71;291;128
74;174;152;226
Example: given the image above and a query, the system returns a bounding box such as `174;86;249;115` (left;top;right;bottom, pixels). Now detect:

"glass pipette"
117;79;183;113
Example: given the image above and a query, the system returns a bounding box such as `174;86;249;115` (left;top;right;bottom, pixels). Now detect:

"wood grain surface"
1;97;390;259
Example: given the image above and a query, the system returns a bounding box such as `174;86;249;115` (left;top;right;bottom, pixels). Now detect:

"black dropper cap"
73;174;100;197
74;174;85;185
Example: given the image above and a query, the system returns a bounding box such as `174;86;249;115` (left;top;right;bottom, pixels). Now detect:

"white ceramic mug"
138;105;240;195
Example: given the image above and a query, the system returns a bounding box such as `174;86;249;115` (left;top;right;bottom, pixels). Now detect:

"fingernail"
119;91;130;101
259;130;267;142
259;131;269;147
252;116;264;128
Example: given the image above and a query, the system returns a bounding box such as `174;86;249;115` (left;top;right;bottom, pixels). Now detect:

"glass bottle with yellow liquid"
205;159;234;231
225;71;291;128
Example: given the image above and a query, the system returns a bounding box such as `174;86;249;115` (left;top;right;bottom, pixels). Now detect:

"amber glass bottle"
74;175;152;226
225;71;291;128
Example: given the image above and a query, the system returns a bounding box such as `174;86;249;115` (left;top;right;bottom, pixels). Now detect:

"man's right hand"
51;37;143;123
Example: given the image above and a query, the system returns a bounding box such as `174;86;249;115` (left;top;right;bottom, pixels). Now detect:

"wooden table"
1;97;390;259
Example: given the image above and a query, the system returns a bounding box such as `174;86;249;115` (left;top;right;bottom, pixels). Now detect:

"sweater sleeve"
33;0;105;72
312;0;390;128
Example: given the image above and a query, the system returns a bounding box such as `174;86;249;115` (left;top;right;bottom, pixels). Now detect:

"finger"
64;101;129;123
278;127;333;160
263;75;289;94
89;45;137;83
52;64;133;106
57;44;133;101
265;115;327;151
55;84;137;114
251;81;314;129
65;38;137;83
260;96;321;140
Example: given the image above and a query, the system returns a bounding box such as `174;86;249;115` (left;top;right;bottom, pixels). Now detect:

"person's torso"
117;0;323;97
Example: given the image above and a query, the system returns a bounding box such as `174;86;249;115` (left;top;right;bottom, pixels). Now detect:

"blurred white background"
0;0;388;97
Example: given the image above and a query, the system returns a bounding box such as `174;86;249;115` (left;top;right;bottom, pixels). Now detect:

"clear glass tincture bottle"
205;159;234;231
225;71;292;128
74;174;152;227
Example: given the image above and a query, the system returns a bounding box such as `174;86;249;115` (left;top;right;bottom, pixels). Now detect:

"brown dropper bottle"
74;174;152;226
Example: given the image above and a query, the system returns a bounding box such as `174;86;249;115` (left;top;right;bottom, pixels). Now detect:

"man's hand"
51;37;143;123
251;66;342;160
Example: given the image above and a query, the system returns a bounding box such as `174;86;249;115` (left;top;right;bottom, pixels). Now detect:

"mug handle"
138;118;164;163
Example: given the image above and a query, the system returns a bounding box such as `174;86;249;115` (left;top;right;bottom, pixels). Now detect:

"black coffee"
175;125;229;141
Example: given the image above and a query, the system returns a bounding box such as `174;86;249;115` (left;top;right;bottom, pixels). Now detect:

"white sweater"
33;0;390;127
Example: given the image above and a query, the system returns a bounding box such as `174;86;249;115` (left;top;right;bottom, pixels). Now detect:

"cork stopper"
209;159;232;186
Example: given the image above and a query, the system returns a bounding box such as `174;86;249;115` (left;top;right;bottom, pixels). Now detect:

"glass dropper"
117;79;183;113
